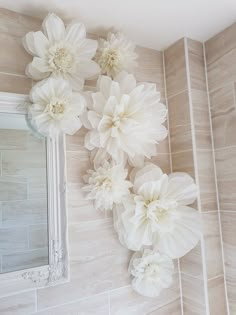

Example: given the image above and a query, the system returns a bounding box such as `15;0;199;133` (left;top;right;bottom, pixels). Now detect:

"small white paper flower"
82;161;132;211
29;78;85;137
23;13;100;91
84;72;168;167
129;249;174;297
114;163;201;258
96;32;138;77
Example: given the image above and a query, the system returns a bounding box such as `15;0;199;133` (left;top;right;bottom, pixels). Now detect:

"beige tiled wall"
0;128;48;274
0;9;181;315
164;37;227;314
205;22;236;315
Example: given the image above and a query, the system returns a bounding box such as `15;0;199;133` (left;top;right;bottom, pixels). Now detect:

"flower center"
99;48;122;74
145;263;160;279
46;99;66;120
97;176;112;190
111;116;121;128
48;44;74;73
145;200;169;222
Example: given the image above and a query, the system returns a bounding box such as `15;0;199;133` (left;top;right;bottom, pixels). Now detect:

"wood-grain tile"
196;150;217;211
168;91;192;153
202;212;223;278
207;48;236;92
148;299;181;315
192;89;212;150
221;212;236;313
0;8;41;37
215;147;236;210
0;33;31;76
180;243;203;278
0;176;27;201
208;276;227;315
0;72;32;94
34;293;109;315
164;39;187;98
0;291;35;315
188;39;206;91
110;274;180;315
205;22;236;65
134;47;164;94
172;150;195;178
37;219;131;310
182;273;206;315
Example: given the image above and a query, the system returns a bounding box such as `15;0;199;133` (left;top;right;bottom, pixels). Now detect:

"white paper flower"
29;78;85;137
82;161;132;211
114;163;202;258
129;249;174;297
95;32;138;77
83;72;168;167
23;13;100;91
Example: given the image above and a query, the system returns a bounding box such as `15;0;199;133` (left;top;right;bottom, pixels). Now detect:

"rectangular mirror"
0;92;68;297
0;113;48;274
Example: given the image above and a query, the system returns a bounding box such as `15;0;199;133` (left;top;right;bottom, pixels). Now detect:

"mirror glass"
0;113;48;274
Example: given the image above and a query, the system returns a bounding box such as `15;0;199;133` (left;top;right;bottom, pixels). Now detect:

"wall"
0;9;182;315
164;37;227;314
205;22;236;314
0;127;48;274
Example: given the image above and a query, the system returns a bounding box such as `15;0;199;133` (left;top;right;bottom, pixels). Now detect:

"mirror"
0;113;49;274
0;92;68;297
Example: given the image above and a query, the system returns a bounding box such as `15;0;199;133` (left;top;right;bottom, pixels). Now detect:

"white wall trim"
203;43;230;315
184;37;210;315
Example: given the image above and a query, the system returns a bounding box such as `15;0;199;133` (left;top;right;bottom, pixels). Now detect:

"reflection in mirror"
0;113;48;274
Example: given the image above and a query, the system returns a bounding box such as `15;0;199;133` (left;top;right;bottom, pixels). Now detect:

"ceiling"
0;0;235;50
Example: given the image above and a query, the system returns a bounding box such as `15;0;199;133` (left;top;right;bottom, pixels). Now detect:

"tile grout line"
232;81;236;110
203;42;230;315
108;290;111;315
0;70;29;79
35;289;38;312
184;37;210;315
30;286;132;313
167;88;189;100
162;49;184;315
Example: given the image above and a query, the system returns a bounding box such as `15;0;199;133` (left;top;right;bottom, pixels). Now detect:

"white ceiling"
0;0;235;50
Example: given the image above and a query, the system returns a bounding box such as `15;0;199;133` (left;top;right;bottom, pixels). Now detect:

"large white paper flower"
82;161;132;211
129;249;174;297
114;163;201;258
83;72;168;167
95;32;138;77
23;13;100;91
29;78;85;137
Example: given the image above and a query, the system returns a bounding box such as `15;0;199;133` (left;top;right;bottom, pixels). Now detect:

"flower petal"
114;71;137;94
65;21;86;43
77;60;100;80
97;75;112;99
131;163;163;193
155;206;202;258
42;13;65;42
63;73;84;92
165;173;198;205
26;58;50;81
23;31;49;57
79;38;98;59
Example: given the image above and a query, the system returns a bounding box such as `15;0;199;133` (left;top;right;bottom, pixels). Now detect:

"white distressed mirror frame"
0;92;69;298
